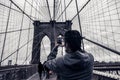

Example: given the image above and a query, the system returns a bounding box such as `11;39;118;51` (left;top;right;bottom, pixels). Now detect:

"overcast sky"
1;0;119;65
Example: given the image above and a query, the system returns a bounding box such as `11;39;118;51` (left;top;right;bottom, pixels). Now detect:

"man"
38;30;94;80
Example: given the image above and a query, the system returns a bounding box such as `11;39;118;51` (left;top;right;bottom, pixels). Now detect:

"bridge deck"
27;73;56;80
27;71;120;80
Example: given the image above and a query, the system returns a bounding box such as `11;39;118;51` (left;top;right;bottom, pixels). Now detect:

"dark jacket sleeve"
44;45;61;73
47;45;59;60
44;58;60;73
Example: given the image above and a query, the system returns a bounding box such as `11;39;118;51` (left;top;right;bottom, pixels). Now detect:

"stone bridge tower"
32;20;72;64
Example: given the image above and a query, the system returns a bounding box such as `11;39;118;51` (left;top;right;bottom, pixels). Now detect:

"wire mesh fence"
0;0;49;66
0;0;120;66
77;0;120;62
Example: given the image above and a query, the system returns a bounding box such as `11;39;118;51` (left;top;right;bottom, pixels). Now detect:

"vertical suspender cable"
25;0;33;65
61;0;63;21
64;0;67;20
15;0;26;65
53;0;56;20
55;1;61;19
53;0;57;47
75;0;84;50
0;1;12;66
46;0;52;20
57;0;73;21
71;0;91;21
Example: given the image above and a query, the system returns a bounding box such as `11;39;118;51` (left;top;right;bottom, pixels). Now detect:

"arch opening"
40;36;51;63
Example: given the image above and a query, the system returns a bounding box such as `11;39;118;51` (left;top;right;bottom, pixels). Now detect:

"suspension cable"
56;25;120;56
46;0;52;20
55;0;62;19
34;0;50;20
26;0;44;17
0;1;12;66
0;2;21;13
30;41;48;64
71;0;91;21
53;0;56;20
75;0;84;50
15;0;26;65
9;0;34;21
84;38;120;55
22;39;42;64
43;0;51;20
56;0;73;21
64;0;67;21
0;28;33;35
61;0;64;21
25;0;33;65
0;32;42;63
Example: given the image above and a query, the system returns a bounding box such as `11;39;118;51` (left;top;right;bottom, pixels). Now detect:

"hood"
63;51;92;70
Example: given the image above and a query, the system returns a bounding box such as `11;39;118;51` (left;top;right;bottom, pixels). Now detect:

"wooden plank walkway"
27;73;56;80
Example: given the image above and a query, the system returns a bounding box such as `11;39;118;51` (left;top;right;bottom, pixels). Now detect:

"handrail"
0;65;36;72
93;70;120;79
0;65;37;80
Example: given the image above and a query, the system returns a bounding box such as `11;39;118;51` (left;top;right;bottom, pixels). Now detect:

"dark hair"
64;30;83;52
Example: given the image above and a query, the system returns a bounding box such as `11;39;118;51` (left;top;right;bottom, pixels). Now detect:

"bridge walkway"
27;70;120;80
27;73;56;80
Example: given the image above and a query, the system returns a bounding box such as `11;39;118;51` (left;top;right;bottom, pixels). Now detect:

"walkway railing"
93;70;120;80
0;65;37;80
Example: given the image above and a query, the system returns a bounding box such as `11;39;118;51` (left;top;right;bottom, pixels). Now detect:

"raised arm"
47;44;59;60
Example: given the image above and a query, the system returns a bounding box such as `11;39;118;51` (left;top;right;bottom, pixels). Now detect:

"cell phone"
57;38;62;44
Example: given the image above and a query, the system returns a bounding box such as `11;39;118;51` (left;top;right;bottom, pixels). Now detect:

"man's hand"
52;44;59;51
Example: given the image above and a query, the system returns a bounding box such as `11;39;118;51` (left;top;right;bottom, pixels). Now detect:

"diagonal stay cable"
25;0;44;17
0;32;42;63
71;0;91;21
9;0;34;21
23;38;49;64
37;0;50;20
30;47;41;64
30;40;48;64
55;0;62;18
22;39;41;64
0;28;33;34
56;0;73;21
75;0;84;50
12;44;40;78
46;0;52;20
33;0;50;19
56;25;120;56
64;0;67;20
84;38;120;55
35;0;48;15
0;2;21;13
24;0;33;65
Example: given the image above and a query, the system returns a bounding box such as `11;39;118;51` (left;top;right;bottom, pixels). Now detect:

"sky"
1;0;120;65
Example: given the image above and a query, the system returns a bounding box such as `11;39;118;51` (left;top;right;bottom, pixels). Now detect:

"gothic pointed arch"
32;20;72;64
